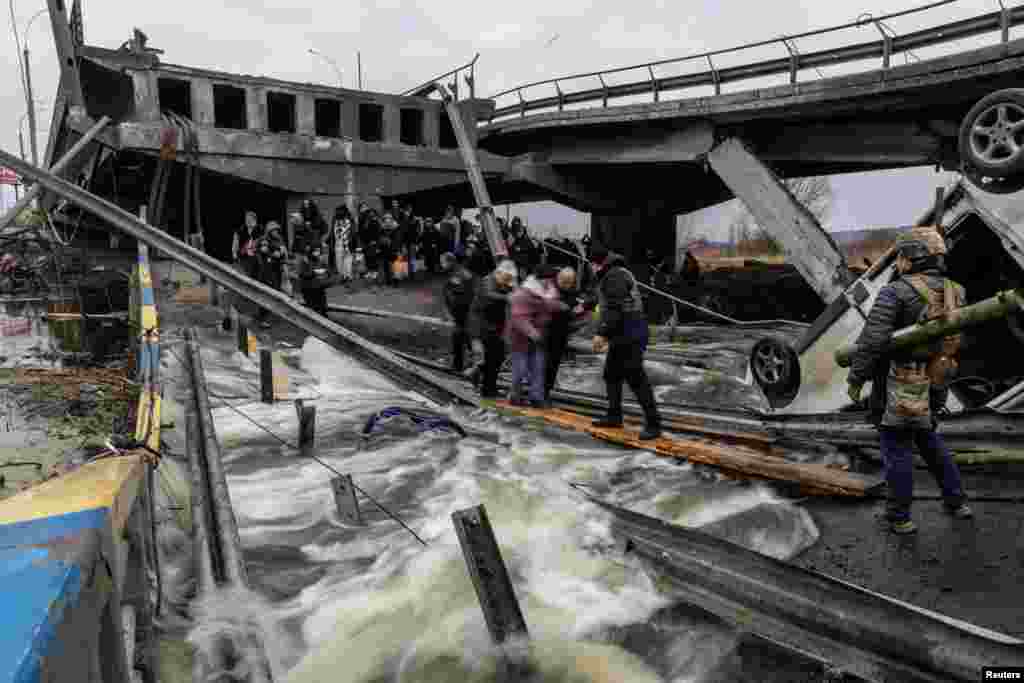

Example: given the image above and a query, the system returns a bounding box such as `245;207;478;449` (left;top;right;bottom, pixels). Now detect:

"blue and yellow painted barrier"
131;243;161;453
0;240;162;682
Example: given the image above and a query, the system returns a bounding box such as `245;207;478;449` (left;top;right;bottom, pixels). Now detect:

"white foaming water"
182;330;821;682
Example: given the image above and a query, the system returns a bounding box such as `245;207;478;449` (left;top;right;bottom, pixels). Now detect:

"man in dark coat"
255;222;288;328
358;205;381;277
847;226;972;534
588;244;662;440
420;218;441;274
442;252;477;372
232;210;263;280
507;219;538;279
543;266;584;400
298;241;330;317
468;259;518;399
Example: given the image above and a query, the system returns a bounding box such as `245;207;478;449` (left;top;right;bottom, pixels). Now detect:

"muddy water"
168;327;820;683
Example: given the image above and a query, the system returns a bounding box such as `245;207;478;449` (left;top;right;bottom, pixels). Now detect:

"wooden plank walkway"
494;401;884;498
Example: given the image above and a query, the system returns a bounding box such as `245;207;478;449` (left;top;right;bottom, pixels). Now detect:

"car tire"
959;88;1024;178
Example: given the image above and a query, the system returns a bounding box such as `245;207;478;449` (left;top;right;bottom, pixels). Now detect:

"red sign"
0;167;17;186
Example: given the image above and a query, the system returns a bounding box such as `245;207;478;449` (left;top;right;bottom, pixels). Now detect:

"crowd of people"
445;243;663;441
230;200;596;324
229;200;662;439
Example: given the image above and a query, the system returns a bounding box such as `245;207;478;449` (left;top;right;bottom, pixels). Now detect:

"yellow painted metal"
134;391;162;452
0;454;146;529
141;305;158;332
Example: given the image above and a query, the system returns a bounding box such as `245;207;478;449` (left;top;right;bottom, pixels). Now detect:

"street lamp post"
23;47;38;166
308;48;343;87
19;8;49;168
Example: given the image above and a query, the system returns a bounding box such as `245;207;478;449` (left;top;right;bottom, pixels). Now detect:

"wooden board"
175;284;212;305
495;401;882;498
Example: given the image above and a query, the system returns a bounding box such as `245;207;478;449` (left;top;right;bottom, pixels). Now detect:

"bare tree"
730;176;832;255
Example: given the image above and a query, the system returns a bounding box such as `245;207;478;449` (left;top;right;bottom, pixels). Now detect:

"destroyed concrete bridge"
31;0;1024;281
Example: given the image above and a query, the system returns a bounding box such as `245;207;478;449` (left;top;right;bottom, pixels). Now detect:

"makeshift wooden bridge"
493;401;883;498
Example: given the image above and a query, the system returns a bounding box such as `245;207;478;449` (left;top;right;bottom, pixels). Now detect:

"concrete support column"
297;94;316;136
132;71;160;122
590;209;676;275
384;103;400;144
246;86;267;132
424;105;441;148
341;100;358;140
191;78;214;127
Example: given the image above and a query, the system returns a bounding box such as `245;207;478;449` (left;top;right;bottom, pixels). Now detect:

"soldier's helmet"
897;226;946;261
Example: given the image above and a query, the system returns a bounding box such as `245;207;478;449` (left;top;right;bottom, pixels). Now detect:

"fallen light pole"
434;82;508;259
835;287;1024;367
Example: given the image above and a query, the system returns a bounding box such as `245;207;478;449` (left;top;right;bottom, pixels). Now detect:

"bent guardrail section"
183;327;274;683
593;495;1024;682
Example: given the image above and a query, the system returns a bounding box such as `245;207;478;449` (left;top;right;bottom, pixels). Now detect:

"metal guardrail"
486;0;1024;122
592;495;1024;682
183;327;274;683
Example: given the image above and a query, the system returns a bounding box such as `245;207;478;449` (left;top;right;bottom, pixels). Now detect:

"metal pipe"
835;287;1024;367
0;115;110;228
0;148;480;408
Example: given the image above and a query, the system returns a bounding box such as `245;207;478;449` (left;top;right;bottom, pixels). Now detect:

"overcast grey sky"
0;0;1010;232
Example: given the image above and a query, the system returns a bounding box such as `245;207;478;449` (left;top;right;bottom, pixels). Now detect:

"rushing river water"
161;327;822;683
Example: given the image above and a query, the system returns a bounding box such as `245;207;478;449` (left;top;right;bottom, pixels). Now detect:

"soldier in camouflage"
847;226;972;534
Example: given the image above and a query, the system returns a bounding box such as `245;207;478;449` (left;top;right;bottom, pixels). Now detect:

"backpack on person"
905;275;964;389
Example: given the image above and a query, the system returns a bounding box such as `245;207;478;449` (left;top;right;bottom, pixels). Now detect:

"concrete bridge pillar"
590;209;676;275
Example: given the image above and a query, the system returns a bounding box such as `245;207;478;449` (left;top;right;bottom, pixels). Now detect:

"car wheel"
750;336;801;407
959;88;1024;178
